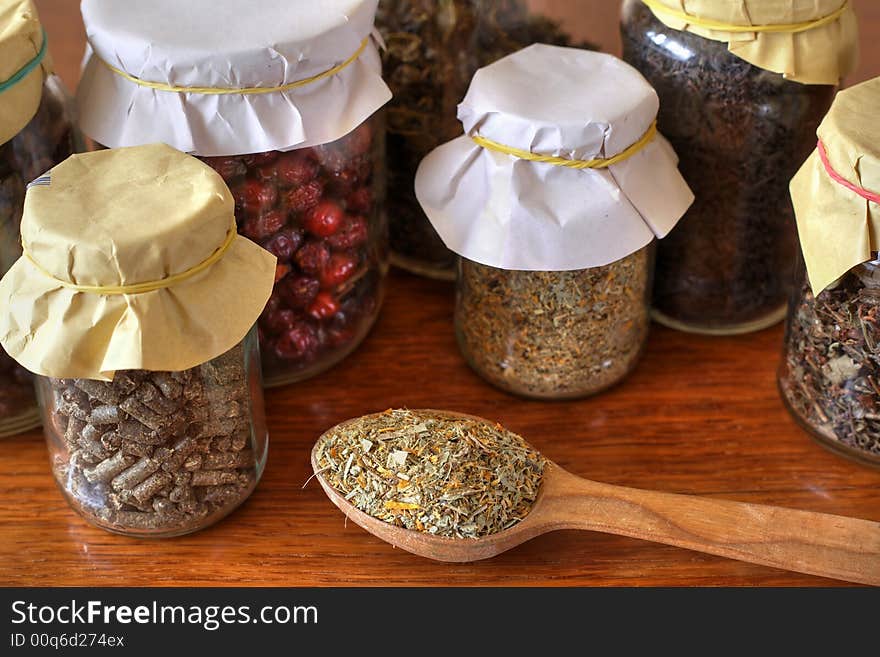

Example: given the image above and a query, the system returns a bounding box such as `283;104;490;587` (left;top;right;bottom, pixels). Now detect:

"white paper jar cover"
76;0;391;156
415;44;694;271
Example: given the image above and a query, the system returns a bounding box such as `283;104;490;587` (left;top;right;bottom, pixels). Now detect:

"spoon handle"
545;470;880;585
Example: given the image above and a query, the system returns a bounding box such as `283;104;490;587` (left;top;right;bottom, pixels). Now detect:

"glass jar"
39;328;267;537
620;0;837;335
200;114;388;387
0;76;79;437
455;245;654;399
377;0;589;281
779;257;880;468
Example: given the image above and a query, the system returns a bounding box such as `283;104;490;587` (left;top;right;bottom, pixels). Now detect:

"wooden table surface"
2;1;878;587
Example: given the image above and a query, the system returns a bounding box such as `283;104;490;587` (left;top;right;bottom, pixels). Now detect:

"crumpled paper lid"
0;0;53;145
643;0;858;85
414;45;694;272
790;77;880;295
76;0;391;156
0;143;276;380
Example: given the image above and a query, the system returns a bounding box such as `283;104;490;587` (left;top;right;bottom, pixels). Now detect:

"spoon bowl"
312;410;880;584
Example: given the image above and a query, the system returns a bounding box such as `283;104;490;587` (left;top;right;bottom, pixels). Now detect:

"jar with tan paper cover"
779;78;880;468
0;144;277;536
621;0;857;335
376;0;595;281
0;0;81;437
76;0;392;387
415;46;693;399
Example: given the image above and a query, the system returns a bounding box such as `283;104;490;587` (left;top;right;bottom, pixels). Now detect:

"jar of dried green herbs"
0;0;81;438
621;0;857;335
376;0;593;281
415;45;693;399
780;78;880;468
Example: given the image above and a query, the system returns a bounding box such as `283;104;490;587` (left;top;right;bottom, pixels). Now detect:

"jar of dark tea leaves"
415;46;693;400
621;0;856;335
779;78;880;468
377;0;594;281
0;1;80;437
76;0;392;387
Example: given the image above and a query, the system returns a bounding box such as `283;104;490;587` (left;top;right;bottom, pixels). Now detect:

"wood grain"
1;0;877;587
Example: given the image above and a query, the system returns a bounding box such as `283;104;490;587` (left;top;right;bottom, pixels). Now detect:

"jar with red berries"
1;0;82;436
76;0;392;386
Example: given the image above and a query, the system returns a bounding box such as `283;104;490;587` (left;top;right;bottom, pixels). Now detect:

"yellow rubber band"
471;121;658;170
641;0;849;34
99;38;369;96
22;222;238;295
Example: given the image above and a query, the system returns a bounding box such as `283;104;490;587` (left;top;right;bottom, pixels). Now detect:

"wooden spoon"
311;410;880;585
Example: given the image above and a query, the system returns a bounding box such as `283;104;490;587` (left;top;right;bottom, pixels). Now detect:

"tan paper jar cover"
790;77;880;295
643;0;857;85
0;143;277;380
0;0;53;144
76;0;391;157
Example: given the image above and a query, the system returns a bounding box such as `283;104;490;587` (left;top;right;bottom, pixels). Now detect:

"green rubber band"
0;29;47;94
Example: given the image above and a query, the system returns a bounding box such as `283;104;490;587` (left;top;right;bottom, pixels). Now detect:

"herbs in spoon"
314;409;546;539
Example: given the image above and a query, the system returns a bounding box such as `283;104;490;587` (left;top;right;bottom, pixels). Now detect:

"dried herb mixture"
780;264;880;463
455;248;652;399
315;409;546;539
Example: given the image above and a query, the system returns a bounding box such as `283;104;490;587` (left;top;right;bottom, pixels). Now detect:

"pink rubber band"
818;140;880;205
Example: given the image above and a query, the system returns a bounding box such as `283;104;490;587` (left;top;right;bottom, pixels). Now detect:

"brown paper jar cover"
0;143;277;380
643;0;857;85
790;77;880;295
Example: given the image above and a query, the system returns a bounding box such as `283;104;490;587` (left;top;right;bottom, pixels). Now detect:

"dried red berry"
242;209;286;241
346;187;372;214
294;240;330;275
202;156;245;182
276;151;318;188
262;229;303;262
307;291;340;320
274;323;319;361
274;264;291;282
261;308;298;335
234;180;278;215
320;253;358;288
303;200;344;238
286;180;324;214
343;122;372;157
328;169;358;196
280;275;320;309
327;215;368;251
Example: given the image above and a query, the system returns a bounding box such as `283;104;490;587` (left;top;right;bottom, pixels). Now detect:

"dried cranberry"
262;228;303;262
234;180;278;215
320;253;358;288
327;215;368;251
274;323;319;361
346;187;372;214
307;291;340;320
294;240;330;275
303;200;344;238
343;122;372;157
280;275;320;309
274;264;291;282
276;151;318;188
286;180;324;214
202;156;245;182
244;151;279;167
261;308;298;335
242;209;286;241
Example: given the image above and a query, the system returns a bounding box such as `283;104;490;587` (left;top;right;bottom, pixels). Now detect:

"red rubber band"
818;140;880;205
